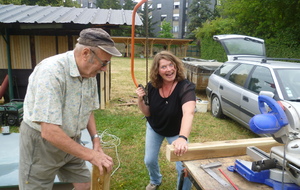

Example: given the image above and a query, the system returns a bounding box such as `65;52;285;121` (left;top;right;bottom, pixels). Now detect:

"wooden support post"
166;137;282;162
91;165;111;190
184;44;188;57
150;41;154;57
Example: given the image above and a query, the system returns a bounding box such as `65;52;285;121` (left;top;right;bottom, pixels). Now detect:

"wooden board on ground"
166;137;281;162
184;155;272;190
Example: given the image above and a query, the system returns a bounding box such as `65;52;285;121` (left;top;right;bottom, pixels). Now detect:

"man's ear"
82;48;91;61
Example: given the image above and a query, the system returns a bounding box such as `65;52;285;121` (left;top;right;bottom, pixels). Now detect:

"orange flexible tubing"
131;0;148;87
0;74;9;99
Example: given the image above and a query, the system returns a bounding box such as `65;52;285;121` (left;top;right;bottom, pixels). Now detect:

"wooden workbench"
183;155;272;190
166;137;283;190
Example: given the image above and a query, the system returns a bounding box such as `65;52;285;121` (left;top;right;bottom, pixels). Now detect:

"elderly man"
19;28;121;190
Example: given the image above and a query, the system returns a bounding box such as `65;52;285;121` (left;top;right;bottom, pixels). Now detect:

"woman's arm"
171;100;196;156
179;100;196;138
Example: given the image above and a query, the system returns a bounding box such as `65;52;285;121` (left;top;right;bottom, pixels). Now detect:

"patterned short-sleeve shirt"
23;51;99;137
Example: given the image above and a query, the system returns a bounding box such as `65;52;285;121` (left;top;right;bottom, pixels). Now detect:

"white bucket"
1;126;10;135
196;100;208;113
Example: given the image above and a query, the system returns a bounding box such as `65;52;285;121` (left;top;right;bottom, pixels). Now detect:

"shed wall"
0;37;8;68
0;34;110;109
10;36;31;69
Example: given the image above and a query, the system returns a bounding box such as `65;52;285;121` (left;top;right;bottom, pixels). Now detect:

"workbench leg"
179;168;202;190
178;169;185;190
186;172;202;190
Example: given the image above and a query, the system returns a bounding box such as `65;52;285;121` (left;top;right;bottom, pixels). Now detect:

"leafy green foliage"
194;17;235;61
158;20;173;38
187;0;216;39
122;0;136;10
20;0;63;6
196;0;300;60
199;36;227;62
0;0;21;4
95;0;121;9
0;0;80;7
63;0;80;8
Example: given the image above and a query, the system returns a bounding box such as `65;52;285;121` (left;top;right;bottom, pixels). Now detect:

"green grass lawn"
94;57;258;189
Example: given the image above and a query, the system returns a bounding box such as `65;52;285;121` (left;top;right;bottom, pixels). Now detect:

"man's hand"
89;149;113;175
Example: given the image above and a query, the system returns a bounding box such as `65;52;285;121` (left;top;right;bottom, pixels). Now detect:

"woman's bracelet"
178;135;188;141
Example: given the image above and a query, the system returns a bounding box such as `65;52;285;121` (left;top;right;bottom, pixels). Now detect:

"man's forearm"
41;122;94;161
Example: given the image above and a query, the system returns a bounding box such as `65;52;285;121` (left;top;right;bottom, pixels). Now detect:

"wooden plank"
166;137;282;162
91;165;111;190
99;72;105;109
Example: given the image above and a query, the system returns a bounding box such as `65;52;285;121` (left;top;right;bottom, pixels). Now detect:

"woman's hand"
135;86;150;116
136;87;146;101
172;137;188;157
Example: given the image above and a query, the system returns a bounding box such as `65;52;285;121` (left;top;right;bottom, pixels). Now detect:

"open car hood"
213;34;266;61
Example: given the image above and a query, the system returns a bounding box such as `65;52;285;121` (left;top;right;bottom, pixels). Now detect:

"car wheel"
211;95;224;118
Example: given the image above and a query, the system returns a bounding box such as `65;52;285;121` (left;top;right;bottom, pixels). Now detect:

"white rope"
98;129;121;176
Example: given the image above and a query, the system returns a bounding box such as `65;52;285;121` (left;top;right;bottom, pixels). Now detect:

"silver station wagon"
206;34;300;132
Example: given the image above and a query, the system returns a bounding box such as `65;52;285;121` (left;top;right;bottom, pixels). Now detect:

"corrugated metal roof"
0;4;142;25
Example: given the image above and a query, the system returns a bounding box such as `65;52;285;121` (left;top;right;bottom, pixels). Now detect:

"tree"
122;0;136;10
186;0;215;39
158;20;173;38
1;0;79;7
0;0;21;4
195;0;300;60
218;0;300;45
20;0;63;6
136;2;157;37
63;0;80;8
95;0;121;9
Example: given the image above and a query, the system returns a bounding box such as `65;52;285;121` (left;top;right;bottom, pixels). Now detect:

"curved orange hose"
0;75;8;99
131;0;148;87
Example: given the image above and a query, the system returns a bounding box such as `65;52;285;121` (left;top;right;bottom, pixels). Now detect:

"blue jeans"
144;122;192;190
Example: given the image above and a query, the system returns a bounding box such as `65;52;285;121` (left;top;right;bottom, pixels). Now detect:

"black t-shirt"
146;79;196;137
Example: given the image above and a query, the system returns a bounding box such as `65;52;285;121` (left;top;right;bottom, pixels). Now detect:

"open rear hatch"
213;34;266;61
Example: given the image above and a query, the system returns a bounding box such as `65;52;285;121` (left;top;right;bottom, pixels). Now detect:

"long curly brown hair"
150;51;186;88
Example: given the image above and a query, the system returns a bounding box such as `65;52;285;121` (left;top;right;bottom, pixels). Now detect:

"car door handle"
243;96;249;102
220;85;223;90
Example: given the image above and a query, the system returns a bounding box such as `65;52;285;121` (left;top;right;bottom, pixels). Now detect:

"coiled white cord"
98;129;121;176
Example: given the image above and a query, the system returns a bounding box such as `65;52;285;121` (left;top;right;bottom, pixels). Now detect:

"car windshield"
275;68;300;101
222;38;265;56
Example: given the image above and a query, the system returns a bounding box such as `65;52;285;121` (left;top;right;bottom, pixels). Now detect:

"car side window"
214;62;237;77
248;66;275;94
228;64;254;86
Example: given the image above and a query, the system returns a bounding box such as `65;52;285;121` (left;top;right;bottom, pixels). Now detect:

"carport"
112;37;193;58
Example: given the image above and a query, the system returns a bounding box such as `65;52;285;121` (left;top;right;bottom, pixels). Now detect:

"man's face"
83;48;112;78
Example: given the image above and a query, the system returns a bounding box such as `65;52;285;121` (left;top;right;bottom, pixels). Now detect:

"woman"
136;51;196;190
